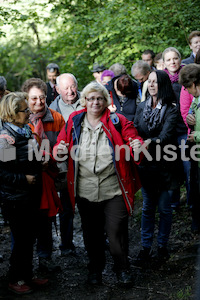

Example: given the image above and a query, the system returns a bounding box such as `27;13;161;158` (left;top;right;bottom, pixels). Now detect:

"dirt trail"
0;192;199;299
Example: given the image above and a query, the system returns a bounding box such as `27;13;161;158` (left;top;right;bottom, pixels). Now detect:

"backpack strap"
110;112;122;133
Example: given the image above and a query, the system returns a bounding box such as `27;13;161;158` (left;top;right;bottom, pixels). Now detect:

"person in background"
163;47;190;209
0;92;48;295
0;76;10;230
46;63;60;106
131;60;151;103
154;52;165;70
109;63;127;77
180;50;200;225
101;70;115;85
0;76;11;262
22;78;65;272
50;73;83;255
142;49;156;70
180;49;200;131
105;74;138;121
54;81;143;286
91;63;106;84
179;63;200;233
134;70;178;267
182;31;200;65
50;73;82;121
0;76;10;100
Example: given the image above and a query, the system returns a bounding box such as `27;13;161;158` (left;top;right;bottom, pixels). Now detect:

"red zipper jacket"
54;108;143;215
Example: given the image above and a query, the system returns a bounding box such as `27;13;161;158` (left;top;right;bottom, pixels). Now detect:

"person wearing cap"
46;63;60;106
91;63;106;84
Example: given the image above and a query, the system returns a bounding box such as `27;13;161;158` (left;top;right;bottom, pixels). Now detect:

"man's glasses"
29;95;47;101
18;107;30;113
86;96;105;102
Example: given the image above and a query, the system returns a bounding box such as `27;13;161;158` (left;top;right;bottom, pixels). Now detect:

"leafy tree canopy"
0;0;199;91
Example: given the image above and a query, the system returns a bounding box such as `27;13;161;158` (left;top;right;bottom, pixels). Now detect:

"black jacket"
134;101;180;190
105;76;138;121
46;82;59;106
0;123;42;202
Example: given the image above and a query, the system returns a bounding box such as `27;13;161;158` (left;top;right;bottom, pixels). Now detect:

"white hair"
56;73;78;87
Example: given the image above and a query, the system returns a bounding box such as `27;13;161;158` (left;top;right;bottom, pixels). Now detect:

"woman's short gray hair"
162;47;181;61
80;81;111;107
0;92;28;123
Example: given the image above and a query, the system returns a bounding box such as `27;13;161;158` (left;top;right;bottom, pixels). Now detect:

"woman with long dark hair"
134;70;179;267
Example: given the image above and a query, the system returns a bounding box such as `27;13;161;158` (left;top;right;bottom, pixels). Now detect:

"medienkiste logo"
0;134;16;162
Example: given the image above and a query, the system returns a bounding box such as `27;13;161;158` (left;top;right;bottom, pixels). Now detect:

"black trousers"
37;188;74;257
77;195;129;274
5;200;38;283
59;188;74;250
190;160;200;227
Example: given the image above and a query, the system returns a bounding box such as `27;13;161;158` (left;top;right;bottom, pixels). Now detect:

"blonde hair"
0;92;28;122
162;47;181;61
80;81;111;107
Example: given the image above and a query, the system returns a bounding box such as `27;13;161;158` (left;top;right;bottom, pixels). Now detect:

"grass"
175;286;192;299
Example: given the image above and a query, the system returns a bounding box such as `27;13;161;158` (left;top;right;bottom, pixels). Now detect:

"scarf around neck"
5;122;32;138
143;97;167;131
29;105;48;142
164;65;183;84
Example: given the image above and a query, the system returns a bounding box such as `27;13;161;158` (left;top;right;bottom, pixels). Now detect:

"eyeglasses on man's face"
29;95;47;101
85;96;105;102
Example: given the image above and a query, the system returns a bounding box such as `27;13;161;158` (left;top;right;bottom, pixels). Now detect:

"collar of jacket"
71;107;111;128
71;108;114;147
42;107;54;123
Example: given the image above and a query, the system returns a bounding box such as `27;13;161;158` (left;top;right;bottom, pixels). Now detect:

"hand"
26;175;36;185
57;140;69;157
42;160;49;171
108;104;117;112
186;114;196;126
187;131;195;142
129;138;142;152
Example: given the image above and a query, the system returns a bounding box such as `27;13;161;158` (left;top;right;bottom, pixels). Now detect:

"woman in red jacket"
54;81;143;286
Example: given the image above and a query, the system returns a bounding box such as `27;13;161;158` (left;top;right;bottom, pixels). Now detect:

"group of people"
0;29;200;295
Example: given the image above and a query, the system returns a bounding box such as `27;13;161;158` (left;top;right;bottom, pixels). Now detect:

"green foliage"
0;0;199;90
176;285;192;299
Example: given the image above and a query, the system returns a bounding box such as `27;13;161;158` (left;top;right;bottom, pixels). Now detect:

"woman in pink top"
180;86;193;134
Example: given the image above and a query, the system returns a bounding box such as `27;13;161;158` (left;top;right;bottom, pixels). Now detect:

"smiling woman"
163;47;190;209
54;81;144;286
0;92;45;294
21;78;65;273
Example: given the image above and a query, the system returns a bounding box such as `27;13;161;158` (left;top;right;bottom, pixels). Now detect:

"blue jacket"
182;53;195;65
